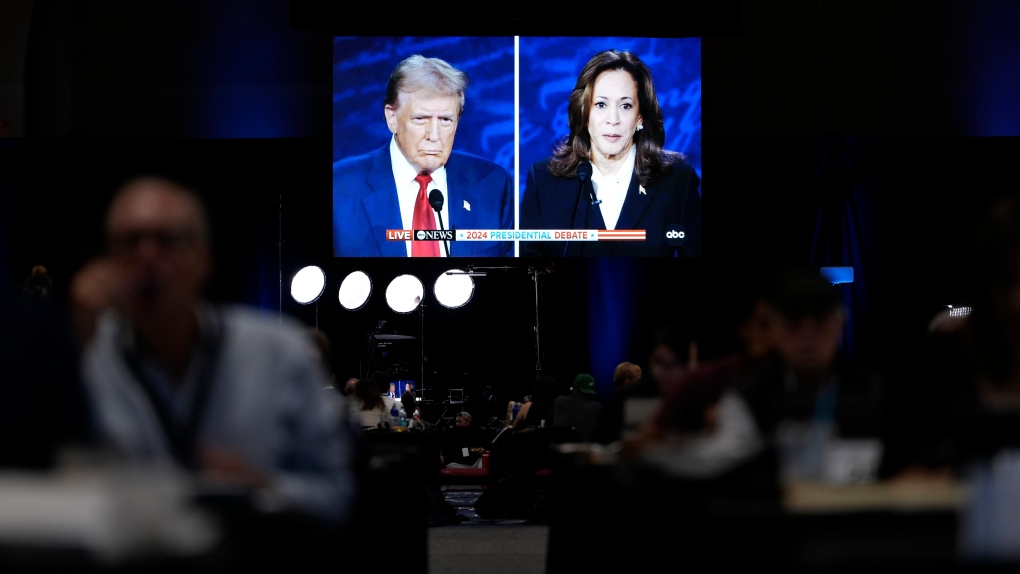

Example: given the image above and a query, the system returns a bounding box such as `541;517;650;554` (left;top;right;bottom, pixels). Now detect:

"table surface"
783;478;966;513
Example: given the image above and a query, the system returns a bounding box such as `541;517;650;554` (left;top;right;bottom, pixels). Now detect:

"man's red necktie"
412;173;439;257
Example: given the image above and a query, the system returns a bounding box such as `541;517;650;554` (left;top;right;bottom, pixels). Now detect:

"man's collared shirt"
390;137;450;257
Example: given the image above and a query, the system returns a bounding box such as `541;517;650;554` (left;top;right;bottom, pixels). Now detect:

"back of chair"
548;425;588;445
508;426;562;475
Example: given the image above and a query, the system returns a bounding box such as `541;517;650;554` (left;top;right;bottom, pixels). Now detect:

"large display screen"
332;36;701;258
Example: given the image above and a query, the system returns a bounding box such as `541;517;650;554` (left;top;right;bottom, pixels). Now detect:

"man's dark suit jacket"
519;156;701;257
332;145;514;257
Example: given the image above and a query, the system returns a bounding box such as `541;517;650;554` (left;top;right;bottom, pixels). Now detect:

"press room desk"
353;429;438;572
0;469;339;574
783;478;966;514
545;449;1017;573
781;479;966;572
0;432;440;574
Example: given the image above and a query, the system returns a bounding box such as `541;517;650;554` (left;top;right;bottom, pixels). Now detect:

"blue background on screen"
518;37;702;205
332;36;515;177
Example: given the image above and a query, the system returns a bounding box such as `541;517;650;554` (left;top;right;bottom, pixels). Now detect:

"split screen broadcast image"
331;36;701;259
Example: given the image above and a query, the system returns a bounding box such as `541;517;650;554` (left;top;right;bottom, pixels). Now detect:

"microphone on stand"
564;163;593;257
585;167;601;206
428;188;450;258
576;162;593;207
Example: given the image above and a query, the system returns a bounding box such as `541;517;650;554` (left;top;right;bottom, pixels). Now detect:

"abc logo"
416;230;426;240
664;224;686;246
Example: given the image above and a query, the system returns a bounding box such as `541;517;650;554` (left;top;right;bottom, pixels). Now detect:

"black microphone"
428;188;450;257
578;163;601;205
565;163;594;257
577;162;592;184
429;188;444;212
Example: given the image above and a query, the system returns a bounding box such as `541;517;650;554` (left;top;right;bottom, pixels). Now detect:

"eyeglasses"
109;228;199;254
649;357;683;372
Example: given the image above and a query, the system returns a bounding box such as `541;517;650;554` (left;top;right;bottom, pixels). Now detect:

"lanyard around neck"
120;308;224;469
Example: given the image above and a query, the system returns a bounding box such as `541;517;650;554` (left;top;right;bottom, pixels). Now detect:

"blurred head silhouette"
765;267;844;383
965;193;1020;384
613;362;642;391
105;176;211;325
646;325;698;388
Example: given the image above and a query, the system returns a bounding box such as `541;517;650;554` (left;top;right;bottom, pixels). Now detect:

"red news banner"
385;229;647;242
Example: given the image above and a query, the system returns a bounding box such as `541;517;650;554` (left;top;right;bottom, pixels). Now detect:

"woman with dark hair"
520;50;701;257
353;377;390;430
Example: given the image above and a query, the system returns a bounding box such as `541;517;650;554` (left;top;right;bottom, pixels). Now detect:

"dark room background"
2;1;1017;419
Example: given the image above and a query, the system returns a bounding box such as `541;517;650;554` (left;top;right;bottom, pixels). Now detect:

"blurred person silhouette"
0;272;94;470
439;411;490;468
22;264;53;299
927;306;970;335
612;361;642;391
354;375;391;430
1;188;94;474
493;375;560;501
593;325;699;445
400;381;417;420
343;377;359;397
334;377;361;428
74;175;357;532
500;375;561;482
70;256;123;348
736;266;886;486
609;285;783;571
477;376;563;520
512;375;560;431
0;195;94;472
552;373;603;441
882;193;1020;483
614;269;883;571
312;329;352;434
624;280;780;464
308;328;336;389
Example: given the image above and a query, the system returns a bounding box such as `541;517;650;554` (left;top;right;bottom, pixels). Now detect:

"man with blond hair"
333;55;513;257
613;361;642;391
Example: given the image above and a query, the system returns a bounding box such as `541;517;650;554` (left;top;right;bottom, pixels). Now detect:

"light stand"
277;194;283;323
529;266;549;381
448;265;550;381
361;323;382;380
419;301;426;395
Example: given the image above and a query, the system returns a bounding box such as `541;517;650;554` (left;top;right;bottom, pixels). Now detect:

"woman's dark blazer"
519;156;701;257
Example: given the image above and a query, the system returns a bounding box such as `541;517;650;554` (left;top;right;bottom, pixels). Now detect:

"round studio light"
385;274;424;314
338;270;372;311
290;265;326;304
434;269;475;309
